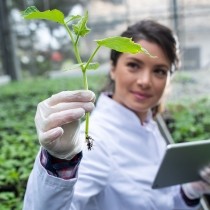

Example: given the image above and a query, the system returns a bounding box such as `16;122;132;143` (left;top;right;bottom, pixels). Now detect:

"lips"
131;91;152;100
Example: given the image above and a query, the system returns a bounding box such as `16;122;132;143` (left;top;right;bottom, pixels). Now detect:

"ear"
110;62;116;80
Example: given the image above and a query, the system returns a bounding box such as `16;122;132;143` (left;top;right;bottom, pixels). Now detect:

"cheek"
155;80;168;97
114;76;124;89
116;74;133;89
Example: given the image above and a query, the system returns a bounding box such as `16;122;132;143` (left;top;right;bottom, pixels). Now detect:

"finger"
199;181;210;192
47;90;95;106
42;101;94;117
39;127;63;145
200;166;210;184
41;107;85;131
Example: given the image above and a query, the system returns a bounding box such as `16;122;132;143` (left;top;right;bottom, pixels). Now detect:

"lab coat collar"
96;93;155;129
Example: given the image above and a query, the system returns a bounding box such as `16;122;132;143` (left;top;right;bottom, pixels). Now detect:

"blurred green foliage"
165;97;210;143
0;75;209;209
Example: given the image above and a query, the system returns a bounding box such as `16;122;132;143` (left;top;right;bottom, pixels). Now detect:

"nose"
136;69;152;89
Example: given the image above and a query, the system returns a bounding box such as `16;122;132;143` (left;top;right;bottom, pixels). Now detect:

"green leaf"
21;5;38;14
86;62;100;70
22;6;65;25
141;47;157;58
63;63;84;71
72;11;90;37
96;36;142;54
63;62;99;71
65;15;81;24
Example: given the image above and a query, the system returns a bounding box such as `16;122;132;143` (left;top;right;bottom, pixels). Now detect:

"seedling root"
86;135;94;150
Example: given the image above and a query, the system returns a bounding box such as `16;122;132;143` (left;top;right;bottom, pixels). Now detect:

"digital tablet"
152;139;210;189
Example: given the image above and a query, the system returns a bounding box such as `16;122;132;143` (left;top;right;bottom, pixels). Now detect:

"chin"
128;105;149;114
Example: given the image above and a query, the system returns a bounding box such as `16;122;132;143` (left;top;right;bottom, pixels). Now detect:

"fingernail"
84;102;95;112
81;91;95;100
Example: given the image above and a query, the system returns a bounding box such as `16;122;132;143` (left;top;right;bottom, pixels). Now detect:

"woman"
23;20;210;210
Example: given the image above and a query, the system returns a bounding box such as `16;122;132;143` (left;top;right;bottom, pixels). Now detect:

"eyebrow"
125;57;143;64
126;57;170;68
155;64;170;70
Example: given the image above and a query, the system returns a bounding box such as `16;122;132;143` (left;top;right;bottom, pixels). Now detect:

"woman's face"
110;39;171;122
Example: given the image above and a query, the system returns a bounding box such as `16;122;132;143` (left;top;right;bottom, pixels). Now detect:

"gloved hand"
35;90;95;160
182;165;210;199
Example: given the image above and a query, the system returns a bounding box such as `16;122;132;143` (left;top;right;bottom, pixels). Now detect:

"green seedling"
22;6;151;150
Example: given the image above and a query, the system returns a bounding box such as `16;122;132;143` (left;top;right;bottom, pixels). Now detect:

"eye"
126;62;140;71
154;68;168;78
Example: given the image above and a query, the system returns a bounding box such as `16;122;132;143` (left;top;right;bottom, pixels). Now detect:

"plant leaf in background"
72;11;91;37
22;6;65;25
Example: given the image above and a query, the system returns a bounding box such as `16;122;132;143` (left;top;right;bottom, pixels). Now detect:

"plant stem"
82;70;90;140
64;22;102;148
75;34;80;46
82;45;101;142
84;45;101;72
64;22;84;70
64;23;75;45
64;22;92;145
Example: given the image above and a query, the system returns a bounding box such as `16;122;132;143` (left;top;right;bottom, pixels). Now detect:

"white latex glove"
35;90;95;160
182;165;210;199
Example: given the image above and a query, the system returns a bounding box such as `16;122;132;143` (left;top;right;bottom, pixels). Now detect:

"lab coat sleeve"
23;150;77;210
69;128;112;209
172;186;201;210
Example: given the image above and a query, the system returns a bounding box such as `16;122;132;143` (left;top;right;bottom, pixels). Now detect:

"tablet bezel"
152;139;210;189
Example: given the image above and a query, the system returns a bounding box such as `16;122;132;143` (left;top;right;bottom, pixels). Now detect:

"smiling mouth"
131;91;152;100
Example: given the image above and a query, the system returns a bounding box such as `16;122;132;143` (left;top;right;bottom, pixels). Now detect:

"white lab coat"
23;93;200;210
